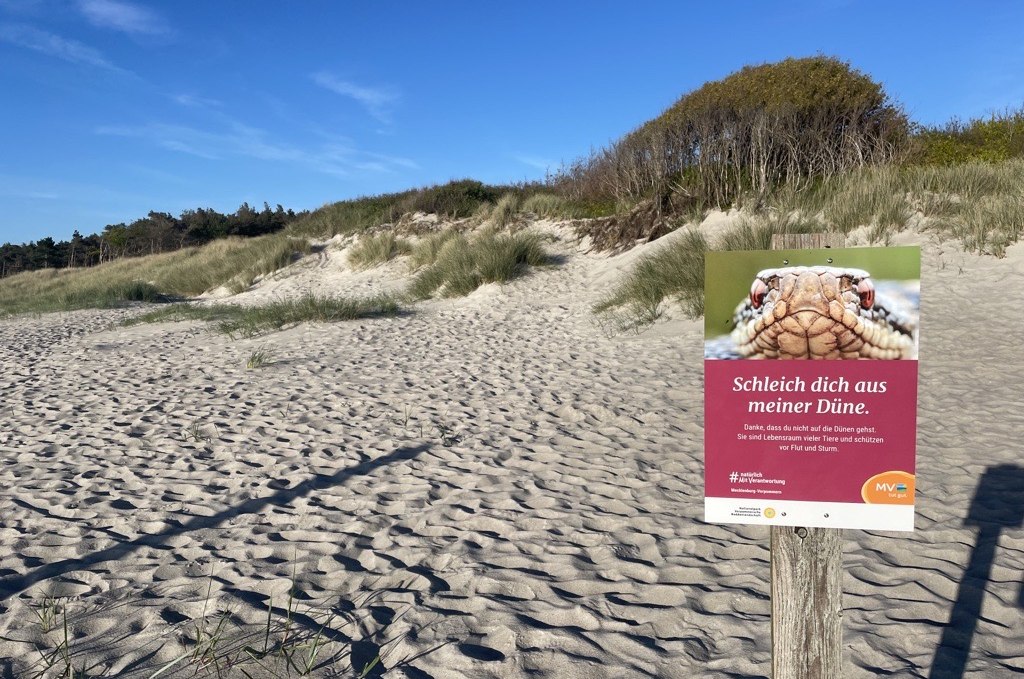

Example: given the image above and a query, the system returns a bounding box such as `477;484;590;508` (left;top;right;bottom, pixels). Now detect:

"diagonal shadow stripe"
0;444;430;602
929;463;1024;679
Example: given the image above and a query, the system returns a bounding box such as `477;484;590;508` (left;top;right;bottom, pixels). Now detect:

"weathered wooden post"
770;232;845;679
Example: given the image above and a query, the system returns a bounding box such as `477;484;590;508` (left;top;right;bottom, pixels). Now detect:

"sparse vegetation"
246;346;275;369
20;561;401;678
408;229;549;299
129;293;402;337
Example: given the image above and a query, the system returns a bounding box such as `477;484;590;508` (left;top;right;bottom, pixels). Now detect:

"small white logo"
729;472;739;483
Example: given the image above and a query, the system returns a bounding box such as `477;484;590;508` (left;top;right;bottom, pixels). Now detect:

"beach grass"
408;229;549;299
0;233;310;316
489;193;521;229
347;233;412;270
408;228;461;271
594;229;709;326
127;293;402;337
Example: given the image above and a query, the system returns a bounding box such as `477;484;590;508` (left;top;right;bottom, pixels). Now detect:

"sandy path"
0;231;1021;678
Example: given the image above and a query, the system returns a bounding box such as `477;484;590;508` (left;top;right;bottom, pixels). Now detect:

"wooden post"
770;232;845;679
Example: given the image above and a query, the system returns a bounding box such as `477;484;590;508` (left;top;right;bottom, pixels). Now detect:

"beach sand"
1;221;1022;677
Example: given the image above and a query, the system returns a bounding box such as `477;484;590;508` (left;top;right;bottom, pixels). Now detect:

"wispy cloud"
513;154;556;173
0;23;125;71
311;71;399;123
78;0;169;36
95;120;417;177
172;93;223;109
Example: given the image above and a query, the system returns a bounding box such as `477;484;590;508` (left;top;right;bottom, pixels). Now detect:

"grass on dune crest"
767;159;1024;254
347;233;412;270
408;229;550;299
0;233;310;316
127;292;402;337
598;158;1024;333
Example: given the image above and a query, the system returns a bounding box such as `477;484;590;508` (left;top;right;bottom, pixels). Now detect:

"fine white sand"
1;220;1022;677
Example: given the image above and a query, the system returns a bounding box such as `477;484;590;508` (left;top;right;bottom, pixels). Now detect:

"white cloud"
78;0;169;36
0;23;124;71
513;154;556;173
311;71;398;123
172;93;223;109
95;120;417;177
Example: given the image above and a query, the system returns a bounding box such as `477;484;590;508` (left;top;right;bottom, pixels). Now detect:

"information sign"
703;246;919;531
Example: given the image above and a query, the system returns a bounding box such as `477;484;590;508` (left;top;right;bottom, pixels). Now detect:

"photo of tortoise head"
704;259;920;360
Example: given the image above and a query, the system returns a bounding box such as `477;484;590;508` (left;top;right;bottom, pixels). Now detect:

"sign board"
703;246;919;531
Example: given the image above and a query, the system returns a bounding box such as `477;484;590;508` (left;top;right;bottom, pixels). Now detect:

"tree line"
1;202;304;278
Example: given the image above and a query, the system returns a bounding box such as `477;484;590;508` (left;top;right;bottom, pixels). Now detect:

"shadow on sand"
0;443;432;676
929;463;1024;679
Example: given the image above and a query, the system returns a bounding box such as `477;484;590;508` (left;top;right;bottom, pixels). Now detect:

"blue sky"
2;1;1023;245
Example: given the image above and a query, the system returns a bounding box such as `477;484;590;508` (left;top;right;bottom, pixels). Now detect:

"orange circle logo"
861;471;915;505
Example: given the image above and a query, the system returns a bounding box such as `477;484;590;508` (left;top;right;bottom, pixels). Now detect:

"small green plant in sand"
128;293;402;338
246;346;275;369
33;606;87;679
408;229;549;299
147;559;389;678
183;419;211;443
348;233;412;270
31;595;63;634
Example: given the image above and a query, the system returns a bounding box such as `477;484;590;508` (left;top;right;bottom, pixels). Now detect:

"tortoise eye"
856;278;875;310
750;279;767;309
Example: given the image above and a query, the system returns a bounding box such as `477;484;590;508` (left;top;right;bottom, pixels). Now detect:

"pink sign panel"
703;247;920;531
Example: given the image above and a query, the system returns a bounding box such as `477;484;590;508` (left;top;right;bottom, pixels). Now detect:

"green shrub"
554;56;908;210
347;233;411;270
408;179;506;218
911;109;1024;165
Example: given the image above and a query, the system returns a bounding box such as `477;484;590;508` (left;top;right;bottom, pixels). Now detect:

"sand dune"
1;222;1022;677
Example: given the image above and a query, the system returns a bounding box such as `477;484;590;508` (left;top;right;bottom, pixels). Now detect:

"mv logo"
862;471;915;505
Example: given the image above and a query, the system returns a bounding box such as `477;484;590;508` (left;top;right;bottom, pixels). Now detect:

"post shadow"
0;443;430;602
929;464;1024;679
